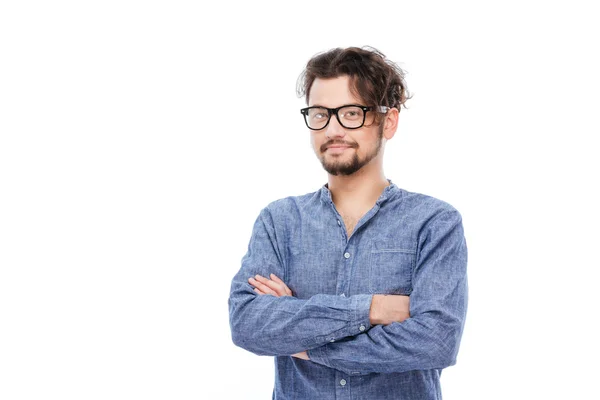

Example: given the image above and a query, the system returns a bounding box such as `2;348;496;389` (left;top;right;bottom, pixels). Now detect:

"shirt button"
344;252;350;259
340;379;347;386
330;339;335;342
337;220;341;226
359;325;366;332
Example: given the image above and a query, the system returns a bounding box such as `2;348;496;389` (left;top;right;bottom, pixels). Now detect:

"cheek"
310;134;321;150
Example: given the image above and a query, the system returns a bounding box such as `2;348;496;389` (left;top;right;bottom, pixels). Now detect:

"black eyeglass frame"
299;104;390;131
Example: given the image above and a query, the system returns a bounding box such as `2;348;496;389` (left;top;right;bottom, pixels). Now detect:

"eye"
340;107;364;120
308;108;329;120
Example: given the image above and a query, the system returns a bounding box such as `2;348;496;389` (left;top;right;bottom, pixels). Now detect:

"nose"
324;114;346;139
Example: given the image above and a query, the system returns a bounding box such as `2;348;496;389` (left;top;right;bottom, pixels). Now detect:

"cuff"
349;294;373;333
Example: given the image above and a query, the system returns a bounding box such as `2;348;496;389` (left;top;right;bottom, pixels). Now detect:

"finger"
254;275;287;297
249;277;277;296
255;275;286;296
291;351;309;360
248;277;277;296
270;274;293;296
253;288;267;295
268;274;292;296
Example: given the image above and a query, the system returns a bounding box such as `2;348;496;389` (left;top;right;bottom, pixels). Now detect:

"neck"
327;163;389;208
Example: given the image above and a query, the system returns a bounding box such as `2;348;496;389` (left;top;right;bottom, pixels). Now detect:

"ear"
382;108;399;140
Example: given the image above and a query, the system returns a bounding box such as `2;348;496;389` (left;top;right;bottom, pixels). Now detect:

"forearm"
240;276;411;361
229;282;373;356
307;301;467;375
309;210;469;375
227;207;374;356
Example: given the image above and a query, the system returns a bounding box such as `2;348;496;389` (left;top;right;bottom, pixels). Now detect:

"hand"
291;351;310;360
369;294;410;325
248;275;307;359
248;273;293;297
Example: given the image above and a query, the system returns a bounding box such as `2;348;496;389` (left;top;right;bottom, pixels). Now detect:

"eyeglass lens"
306;106;365;129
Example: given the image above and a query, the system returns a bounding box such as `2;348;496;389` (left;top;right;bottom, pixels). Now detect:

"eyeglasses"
300;104;390;131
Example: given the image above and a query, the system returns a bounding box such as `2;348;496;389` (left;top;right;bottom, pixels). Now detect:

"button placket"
335;371;348;395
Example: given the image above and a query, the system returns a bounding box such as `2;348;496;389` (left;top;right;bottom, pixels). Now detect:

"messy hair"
297;46;411;123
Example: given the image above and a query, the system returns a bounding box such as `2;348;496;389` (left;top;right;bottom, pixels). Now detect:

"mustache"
320;140;358;153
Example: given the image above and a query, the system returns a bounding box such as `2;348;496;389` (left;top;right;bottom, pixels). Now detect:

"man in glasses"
228;46;468;400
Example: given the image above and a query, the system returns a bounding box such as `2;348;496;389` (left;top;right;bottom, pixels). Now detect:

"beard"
318;126;383;176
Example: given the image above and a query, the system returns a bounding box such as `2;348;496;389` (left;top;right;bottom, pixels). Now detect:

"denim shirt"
228;181;468;400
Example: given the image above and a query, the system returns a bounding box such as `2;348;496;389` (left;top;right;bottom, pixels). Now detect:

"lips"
324;145;353;155
322;142;356;152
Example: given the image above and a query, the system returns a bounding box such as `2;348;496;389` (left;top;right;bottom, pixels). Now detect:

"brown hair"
297;46;411;123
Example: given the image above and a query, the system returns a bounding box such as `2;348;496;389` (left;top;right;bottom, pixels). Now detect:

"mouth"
322;142;356;153
324;145;352;155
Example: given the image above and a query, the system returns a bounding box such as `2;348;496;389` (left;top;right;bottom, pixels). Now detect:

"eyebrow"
307;103;361;108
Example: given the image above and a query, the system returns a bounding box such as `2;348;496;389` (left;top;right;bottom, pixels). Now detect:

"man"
228;46;468;400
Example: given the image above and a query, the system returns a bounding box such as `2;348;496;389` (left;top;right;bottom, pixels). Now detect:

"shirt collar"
319;179;398;205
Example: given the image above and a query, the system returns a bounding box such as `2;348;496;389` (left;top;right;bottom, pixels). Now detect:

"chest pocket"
369;244;415;295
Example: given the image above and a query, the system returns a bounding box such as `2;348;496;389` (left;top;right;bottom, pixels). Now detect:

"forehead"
309;76;362;107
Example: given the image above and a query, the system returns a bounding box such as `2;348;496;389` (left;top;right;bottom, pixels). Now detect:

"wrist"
369;294;383;325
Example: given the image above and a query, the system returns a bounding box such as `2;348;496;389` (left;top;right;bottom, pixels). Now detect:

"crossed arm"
229;208;468;375
248;273;411;360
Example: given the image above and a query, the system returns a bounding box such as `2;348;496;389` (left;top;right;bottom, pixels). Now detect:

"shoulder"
388;187;463;228
400;188;460;215
259;188;322;222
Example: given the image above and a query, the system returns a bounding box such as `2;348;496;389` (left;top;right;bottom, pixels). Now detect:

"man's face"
308;76;384;176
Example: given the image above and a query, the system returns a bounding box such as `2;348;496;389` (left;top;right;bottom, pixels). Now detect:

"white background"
1;1;599;399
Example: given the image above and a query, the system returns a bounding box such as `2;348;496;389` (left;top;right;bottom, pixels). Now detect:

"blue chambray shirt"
228;181;468;400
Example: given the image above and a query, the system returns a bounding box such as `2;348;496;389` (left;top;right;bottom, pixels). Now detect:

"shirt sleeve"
307;209;468;375
228;208;374;357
